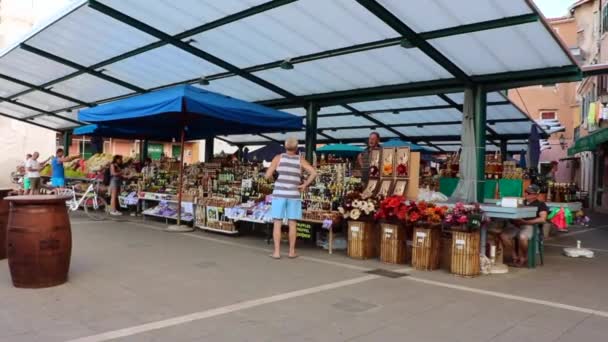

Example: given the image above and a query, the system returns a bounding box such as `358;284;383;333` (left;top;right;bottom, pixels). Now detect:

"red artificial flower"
397;164;408;176
409;211;421;222
386;196;402;208
396;205;407;220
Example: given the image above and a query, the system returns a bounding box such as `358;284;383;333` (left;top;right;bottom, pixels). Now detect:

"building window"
599;75;608;95
603;5;608;34
540;111;557;120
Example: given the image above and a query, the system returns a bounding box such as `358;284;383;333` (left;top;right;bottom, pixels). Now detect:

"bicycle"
57;180;108;221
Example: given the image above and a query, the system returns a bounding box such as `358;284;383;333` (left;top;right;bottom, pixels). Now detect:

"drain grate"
365;268;409;278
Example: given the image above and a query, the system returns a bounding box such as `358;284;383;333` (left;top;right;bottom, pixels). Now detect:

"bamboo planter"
451;231;481;277
379;222;408;264
412;226;441;270
347;221;378;259
440;232;452;271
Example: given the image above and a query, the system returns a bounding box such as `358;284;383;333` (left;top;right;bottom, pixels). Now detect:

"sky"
533;0;576;18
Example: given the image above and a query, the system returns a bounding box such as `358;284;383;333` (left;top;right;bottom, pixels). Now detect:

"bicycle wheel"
83;196;108;221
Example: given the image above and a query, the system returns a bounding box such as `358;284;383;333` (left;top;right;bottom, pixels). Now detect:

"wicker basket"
379;222;408;264
412;226;441;270
451;231;480;277
347;221;378;259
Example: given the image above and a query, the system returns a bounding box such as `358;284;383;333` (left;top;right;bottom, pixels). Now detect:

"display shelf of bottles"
546;182;579;203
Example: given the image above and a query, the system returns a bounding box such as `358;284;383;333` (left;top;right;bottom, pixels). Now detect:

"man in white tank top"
265;137;317;259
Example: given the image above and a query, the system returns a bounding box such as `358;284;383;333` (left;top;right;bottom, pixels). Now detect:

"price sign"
296;221;313;240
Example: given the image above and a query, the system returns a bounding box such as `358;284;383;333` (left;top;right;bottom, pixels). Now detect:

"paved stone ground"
1;212;607;341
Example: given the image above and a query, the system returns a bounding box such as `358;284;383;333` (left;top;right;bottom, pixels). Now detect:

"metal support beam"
0;72;90;107
204;138;214;162
88;0;297;100
4;4;536;105
305;103;319;163
20;44;145;93
438;93;500;148
6;0;298;102
473;85;487;202
312;118;529;132
340;104;420;143
0;112;59;132
223;133;535;146
140;139;149;162
63;131;72;153
500;140;508;162
0;94;83;125
356;0;471;84
317;131;336;142
258;133;281;143
316;101;510;118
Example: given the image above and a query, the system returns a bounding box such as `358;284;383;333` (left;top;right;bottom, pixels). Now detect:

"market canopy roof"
221;91;549;152
0;0;580;136
78;85;302;141
568;127;608;155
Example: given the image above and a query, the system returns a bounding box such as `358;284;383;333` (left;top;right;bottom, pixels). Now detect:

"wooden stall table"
480;204;541;270
4;195;73;288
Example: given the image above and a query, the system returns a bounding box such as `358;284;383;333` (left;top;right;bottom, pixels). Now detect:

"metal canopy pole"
305;102;319;163
500;140;508;162
474;85;487;202
166;125;194;232
205;137;214;162
63;131;72;155
138;139;149;163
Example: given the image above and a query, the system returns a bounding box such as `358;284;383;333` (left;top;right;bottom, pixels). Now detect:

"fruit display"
86;153;114;172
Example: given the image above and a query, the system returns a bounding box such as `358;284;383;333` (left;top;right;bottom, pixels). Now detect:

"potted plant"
444;203;487;277
375;195;408;264
410;201;448;270
338;192;379;259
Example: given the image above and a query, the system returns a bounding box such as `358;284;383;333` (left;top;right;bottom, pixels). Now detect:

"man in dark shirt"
357;132;381;183
500;184;548;267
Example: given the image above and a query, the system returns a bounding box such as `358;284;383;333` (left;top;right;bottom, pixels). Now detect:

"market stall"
79;85;302;232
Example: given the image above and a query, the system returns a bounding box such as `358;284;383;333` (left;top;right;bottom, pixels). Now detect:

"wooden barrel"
5;195;72;288
379;222;408;264
0;189;12;259
412;227;441;270
347;221;378;259
451;231;480;277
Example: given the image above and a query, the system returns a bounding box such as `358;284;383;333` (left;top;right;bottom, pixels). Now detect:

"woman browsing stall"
265;137;317;259
109;155;123;216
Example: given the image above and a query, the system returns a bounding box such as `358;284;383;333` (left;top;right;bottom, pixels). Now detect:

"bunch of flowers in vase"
374;195;407;222
338;192;379;221
406;201;447;228
444;202;486;232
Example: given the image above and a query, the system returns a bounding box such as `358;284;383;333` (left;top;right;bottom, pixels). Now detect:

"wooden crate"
379;223;408;264
412;227;441;270
451;231;480;277
347;221;378;259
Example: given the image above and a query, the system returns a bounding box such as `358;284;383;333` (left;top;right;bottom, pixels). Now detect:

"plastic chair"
526;224;544;268
512;224;544;268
